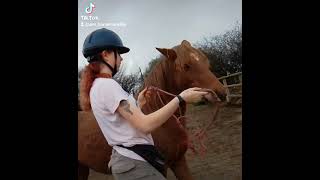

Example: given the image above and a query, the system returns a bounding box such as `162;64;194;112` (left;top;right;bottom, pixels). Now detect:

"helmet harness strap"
99;50;118;77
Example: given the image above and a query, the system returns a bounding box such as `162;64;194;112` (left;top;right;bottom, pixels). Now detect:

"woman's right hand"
179;87;209;104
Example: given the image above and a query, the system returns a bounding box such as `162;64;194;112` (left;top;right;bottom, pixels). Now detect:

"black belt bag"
117;144;166;177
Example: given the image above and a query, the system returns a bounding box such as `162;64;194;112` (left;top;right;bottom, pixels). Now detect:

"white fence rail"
218;72;242;103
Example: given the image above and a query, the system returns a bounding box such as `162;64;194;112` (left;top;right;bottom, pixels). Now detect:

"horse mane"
142;56;175;92
139;47;188;119
141;45;188;92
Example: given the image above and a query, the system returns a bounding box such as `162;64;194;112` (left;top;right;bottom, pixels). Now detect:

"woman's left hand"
137;87;152;108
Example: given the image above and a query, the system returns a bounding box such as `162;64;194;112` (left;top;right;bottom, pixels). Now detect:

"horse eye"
184;64;191;71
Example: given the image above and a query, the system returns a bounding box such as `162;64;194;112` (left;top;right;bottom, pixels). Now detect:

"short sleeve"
98;79;129;113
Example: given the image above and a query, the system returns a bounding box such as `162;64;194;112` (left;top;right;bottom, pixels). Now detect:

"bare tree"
196;22;242;77
114;68;144;96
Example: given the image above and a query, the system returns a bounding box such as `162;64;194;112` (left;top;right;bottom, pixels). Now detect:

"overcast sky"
78;0;241;74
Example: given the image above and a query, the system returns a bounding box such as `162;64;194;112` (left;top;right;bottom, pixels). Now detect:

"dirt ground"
87;104;242;180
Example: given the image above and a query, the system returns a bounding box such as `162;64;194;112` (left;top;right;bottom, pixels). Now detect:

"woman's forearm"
141;97;180;133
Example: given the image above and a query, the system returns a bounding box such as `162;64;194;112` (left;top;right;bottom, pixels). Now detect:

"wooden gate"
218;72;242;104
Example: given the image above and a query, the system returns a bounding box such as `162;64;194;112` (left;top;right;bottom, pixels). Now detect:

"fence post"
238;74;242;83
223;78;230;103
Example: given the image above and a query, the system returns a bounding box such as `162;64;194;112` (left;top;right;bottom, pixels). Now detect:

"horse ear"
156;48;177;61
181;40;192;47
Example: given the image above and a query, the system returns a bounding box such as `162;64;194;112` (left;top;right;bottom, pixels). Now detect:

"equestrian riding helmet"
82;28;130;60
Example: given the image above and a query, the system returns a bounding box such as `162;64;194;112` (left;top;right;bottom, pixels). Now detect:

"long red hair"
79;62;101;111
79;60;113;111
80;50;119;111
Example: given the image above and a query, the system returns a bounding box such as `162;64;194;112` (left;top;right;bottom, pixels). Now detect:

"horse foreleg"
78;163;89;180
170;156;194;180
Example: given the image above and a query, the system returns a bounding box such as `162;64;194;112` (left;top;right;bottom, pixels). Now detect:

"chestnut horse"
78;40;227;180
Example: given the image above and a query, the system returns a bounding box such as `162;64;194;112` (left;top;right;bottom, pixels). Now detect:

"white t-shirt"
90;78;154;161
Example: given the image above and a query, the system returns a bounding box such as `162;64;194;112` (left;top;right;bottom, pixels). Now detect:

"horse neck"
145;60;172;91
142;58;186;115
141;59;189;143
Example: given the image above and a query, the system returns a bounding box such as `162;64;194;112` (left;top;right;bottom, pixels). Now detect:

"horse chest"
152;116;189;161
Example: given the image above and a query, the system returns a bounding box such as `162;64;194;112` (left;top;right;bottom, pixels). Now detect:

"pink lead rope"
144;86;224;157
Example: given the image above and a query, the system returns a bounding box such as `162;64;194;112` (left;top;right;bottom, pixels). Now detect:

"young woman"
79;28;209;179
